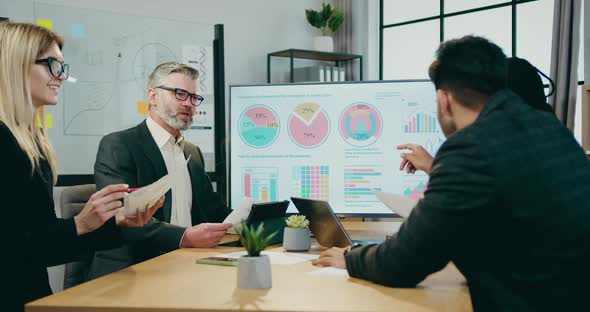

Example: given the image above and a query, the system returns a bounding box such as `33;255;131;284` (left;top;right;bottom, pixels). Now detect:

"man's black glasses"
35;57;69;80
156;86;204;106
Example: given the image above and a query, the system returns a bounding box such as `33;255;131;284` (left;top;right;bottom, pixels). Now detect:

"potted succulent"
283;215;311;251
237;222;277;289
305;3;344;52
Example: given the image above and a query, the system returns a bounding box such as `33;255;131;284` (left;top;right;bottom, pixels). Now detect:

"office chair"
60;184;96;289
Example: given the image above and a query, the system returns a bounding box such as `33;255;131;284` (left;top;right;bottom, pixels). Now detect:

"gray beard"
156;107;191;131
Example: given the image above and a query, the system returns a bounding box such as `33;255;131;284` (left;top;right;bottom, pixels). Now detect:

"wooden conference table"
26;222;472;311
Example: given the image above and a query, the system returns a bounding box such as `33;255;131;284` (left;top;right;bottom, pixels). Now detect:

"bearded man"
88;62;232;279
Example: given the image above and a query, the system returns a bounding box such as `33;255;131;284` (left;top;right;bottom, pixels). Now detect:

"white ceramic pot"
313;36;334;52
283;227;311;251
237;255;272;289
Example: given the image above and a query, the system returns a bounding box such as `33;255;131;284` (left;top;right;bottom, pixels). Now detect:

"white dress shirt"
146;116;193;228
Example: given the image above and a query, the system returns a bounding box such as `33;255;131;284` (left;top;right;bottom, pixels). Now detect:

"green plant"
305;3;344;36
285;215;309;229
239;222;277;257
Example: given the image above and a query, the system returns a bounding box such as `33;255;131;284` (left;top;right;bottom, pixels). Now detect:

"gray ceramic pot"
282;227;311;251
237;255;272;289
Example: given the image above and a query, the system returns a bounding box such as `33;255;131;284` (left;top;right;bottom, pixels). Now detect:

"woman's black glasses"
35;57;69;80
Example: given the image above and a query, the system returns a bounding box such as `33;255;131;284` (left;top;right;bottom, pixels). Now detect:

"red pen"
125;187;141;193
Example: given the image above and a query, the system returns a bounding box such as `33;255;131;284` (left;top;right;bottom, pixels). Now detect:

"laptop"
290;197;353;248
219;200;289;247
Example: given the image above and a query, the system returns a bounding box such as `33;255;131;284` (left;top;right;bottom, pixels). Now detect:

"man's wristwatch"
343;243;363;256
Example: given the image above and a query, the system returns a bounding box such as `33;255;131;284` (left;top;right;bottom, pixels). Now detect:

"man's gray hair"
147;62;199;90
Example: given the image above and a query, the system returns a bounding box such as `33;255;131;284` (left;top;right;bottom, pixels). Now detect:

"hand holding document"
122;174;172;217
374;191;417;218
121;156;191;217
223;197;254;234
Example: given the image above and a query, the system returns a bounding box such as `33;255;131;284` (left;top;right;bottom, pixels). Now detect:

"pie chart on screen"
238;105;280;148
287;102;330;148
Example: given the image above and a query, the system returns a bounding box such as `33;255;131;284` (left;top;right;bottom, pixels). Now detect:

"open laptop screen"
290;197;352;248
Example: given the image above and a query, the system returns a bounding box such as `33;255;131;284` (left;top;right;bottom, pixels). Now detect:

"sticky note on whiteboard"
36;113;53;129
46;113;53;129
37;19;53;31
137;101;149;115
70;23;86;38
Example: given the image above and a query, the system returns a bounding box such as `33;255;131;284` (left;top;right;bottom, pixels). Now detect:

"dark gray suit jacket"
88;120;231;279
345;90;590;311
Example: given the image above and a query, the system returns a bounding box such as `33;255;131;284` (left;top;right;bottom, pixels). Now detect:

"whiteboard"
33;2;217;174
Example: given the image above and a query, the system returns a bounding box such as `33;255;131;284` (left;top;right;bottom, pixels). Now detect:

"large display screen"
229;80;444;216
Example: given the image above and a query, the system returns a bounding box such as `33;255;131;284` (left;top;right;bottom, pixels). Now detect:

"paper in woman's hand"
122;174;172;216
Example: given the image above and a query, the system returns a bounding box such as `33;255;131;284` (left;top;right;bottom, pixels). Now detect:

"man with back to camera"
312;36;590;311
88;62;232;279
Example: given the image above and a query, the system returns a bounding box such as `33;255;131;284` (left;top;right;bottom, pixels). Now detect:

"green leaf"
255;222;264;238
321;3;332;22
239;221;277;257
305;9;324;29
261;231;278;248
328;7;344;33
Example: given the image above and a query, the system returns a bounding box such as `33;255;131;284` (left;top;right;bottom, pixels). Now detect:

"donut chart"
339;103;383;146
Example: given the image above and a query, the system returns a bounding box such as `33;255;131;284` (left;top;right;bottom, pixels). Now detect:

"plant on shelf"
283;215;311;251
305;3;344;36
305;3;344;52
237;222;277;289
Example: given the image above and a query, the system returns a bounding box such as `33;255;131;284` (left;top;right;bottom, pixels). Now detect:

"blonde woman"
0;22;163;311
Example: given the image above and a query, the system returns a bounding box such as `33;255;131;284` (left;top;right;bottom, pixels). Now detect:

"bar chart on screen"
403;110;439;133
242;167;278;202
343;166;383;202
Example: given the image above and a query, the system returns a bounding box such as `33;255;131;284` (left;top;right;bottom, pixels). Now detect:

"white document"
374;191;417;218
121;156;191;216
224;197;254;234
219;251;319;265
307;267;349;278
122;174;172;216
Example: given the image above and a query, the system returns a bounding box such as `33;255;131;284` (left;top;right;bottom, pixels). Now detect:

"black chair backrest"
60;184;96;289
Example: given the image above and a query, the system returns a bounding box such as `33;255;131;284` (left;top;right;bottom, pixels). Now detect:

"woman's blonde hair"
0;22;63;183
